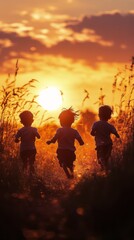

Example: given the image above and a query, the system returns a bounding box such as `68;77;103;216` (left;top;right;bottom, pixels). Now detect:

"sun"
37;87;63;111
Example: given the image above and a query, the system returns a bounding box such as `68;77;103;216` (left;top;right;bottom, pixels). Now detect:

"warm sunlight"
37;87;63;110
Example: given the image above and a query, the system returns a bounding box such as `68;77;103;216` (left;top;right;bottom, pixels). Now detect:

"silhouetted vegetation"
0;60;133;239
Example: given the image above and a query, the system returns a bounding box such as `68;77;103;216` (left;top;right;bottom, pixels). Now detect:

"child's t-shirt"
91;120;118;147
15;126;40;152
50;127;84;151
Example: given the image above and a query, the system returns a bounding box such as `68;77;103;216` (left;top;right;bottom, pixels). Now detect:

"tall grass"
0;60;47;158
110;62;134;168
0;61;51;193
0;60;134;239
0;60;133;192
56;61;134;240
60;143;134;240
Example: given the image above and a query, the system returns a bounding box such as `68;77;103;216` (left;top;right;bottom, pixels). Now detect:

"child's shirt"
50;127;84;151
91;120;119;147
15;126;40;152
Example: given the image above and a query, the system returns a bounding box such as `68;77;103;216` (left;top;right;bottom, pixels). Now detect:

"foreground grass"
0;61;133;239
62;140;134;240
0;140;133;240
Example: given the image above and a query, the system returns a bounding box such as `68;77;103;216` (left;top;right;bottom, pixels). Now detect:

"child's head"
19;110;34;126
99;105;112;121
59;108;78;127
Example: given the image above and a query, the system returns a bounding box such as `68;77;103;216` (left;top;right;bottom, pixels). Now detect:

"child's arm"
75;131;84;145
46;140;53;145
114;132;120;138
90;129;95;136
14;130;20;143
36;130;40;139
111;126;120;138
46;136;57;145
79;138;84;145
114;131;122;143
111;126;122;143
46;130;59;145
15;137;19;143
90;123;96;136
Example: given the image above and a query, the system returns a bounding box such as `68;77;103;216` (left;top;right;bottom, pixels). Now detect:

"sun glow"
37;87;63;111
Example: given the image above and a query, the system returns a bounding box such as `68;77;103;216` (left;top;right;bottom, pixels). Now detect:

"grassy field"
0;61;133;239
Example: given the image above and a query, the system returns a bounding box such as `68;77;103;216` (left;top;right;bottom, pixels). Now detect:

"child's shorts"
56;149;76;168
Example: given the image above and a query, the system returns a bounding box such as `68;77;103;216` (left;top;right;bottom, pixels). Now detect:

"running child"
90;105;120;170
46;108;84;179
15;110;40;175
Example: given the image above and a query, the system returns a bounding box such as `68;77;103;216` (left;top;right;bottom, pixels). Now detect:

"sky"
0;0;134;119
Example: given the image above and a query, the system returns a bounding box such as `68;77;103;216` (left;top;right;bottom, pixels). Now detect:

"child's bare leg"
29;155;36;176
97;146;107;170
29;163;35;176
59;159;63;167
63;165;72;178
23;158;28;173
69;162;74;172
68;164;74;178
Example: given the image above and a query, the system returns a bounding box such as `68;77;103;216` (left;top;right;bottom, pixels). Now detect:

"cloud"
53;12;134;64
66;12;134;46
0;20;33;36
62;28;113;46
0;30;47;72
0;39;13;48
0;12;133;71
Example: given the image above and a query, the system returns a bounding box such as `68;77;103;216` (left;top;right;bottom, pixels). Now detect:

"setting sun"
37;87;63;111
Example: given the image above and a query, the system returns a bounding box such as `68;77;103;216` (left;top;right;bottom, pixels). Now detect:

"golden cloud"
0;39;13;48
0;21;33;36
30;9;70;22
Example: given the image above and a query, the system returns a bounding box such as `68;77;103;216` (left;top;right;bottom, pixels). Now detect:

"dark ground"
0;176;68;240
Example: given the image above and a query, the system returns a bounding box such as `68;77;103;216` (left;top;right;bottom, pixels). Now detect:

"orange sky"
0;1;134;123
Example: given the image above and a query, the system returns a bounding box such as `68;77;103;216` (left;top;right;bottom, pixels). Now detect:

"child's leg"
57;149;75;179
20;150;36;175
67;160;75;177
57;149;64;167
28;150;36;175
69;164;74;173
20;151;28;172
23;158;28;171
96;146;107;170
59;159;63;167
66;151;76;178
103;145;112;170
59;158;72;178
97;145;112;170
62;165;72;178
96;146;104;166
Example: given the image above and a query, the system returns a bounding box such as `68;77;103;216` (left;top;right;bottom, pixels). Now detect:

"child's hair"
59;107;78;127
99;105;112;121
19;110;33;126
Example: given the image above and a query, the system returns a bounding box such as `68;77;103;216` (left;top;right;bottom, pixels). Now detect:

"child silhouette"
15;110;40;175
46;108;84;179
91;105;120;170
